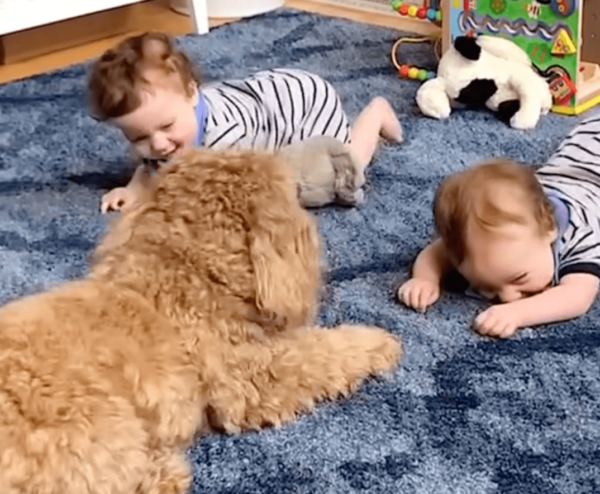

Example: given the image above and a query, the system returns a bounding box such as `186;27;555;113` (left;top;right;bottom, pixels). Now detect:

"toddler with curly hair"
88;32;402;212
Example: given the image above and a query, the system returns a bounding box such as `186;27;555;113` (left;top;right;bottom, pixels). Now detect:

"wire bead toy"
390;1;442;81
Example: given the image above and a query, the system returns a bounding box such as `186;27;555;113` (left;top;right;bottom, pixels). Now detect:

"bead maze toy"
390;1;443;81
391;0;443;22
443;0;600;115
391;36;439;81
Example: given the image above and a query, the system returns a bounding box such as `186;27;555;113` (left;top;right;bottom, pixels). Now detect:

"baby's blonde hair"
88;32;200;121
433;159;555;264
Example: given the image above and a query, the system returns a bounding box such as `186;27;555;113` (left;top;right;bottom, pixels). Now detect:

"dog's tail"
205;325;401;433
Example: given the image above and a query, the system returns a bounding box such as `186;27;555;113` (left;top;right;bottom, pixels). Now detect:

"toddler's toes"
390;121;404;144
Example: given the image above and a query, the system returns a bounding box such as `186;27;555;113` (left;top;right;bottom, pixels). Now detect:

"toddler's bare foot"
371;97;403;143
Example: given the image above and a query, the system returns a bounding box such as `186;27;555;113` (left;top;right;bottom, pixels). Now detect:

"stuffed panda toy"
416;35;553;130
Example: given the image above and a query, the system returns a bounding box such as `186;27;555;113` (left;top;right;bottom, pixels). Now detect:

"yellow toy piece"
552;29;577;56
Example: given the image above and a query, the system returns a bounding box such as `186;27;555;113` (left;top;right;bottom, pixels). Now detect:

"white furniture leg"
188;0;209;34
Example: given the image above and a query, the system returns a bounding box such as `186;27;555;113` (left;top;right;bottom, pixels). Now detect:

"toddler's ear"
188;83;199;106
546;227;558;244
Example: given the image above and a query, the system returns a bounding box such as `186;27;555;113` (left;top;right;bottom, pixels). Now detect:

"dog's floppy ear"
247;157;321;329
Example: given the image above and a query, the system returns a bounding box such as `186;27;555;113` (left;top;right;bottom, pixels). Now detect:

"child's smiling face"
113;83;199;161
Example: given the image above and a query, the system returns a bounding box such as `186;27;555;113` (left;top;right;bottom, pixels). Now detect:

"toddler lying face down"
399;140;600;338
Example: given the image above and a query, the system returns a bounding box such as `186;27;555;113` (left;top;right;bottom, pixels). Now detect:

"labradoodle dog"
0;148;401;494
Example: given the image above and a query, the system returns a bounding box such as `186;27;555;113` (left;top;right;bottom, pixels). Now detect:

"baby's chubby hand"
397;278;440;312
474;304;522;339
101;187;137;214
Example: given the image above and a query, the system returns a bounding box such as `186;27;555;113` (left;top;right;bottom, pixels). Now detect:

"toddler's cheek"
133;144;149;160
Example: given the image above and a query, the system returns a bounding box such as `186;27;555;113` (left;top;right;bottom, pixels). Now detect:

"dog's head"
94;148;321;331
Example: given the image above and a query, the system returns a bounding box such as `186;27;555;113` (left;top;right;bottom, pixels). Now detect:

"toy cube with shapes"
442;0;600;114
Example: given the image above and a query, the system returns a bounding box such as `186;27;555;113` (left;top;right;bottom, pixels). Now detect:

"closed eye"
522;281;552;298
131;134;148;143
510;273;528;285
161;122;174;131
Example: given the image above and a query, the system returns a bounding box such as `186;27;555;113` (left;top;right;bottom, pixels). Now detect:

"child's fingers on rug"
101;187;135;213
473;306;518;339
397;278;440;311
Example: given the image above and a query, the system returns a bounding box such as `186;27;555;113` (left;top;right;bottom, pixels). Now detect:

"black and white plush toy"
416;35;553;130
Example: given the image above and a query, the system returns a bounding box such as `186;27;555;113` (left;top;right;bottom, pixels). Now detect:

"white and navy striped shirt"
200;68;351;151
537;114;600;280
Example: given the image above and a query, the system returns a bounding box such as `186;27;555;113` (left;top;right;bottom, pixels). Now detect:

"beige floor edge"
0;0;423;85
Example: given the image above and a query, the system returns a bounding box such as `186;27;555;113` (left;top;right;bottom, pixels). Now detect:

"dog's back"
0;280;202;494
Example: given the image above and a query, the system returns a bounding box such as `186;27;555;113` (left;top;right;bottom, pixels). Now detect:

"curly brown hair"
433;159;556;265
88;32;200;121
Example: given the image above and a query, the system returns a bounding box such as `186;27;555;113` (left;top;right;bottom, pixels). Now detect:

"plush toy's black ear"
454;36;481;61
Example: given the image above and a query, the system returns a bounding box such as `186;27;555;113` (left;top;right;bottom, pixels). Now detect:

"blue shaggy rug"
1;8;599;494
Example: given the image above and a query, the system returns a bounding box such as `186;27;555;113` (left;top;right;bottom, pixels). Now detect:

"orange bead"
400;65;410;77
399;4;409;15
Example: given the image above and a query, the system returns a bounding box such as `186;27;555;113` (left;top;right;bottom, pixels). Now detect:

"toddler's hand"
474;304;523;339
397;278;440;312
101;187;136;214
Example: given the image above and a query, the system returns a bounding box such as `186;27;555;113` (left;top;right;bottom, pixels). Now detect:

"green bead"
418;69;428;81
391;0;402;10
435;11;442;21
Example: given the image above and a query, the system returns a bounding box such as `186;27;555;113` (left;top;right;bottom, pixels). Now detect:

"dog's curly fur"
0;148;401;494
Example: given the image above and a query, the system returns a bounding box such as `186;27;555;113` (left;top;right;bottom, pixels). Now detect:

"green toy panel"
448;0;582;109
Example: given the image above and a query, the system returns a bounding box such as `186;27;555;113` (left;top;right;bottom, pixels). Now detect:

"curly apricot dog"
0;148;401;494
